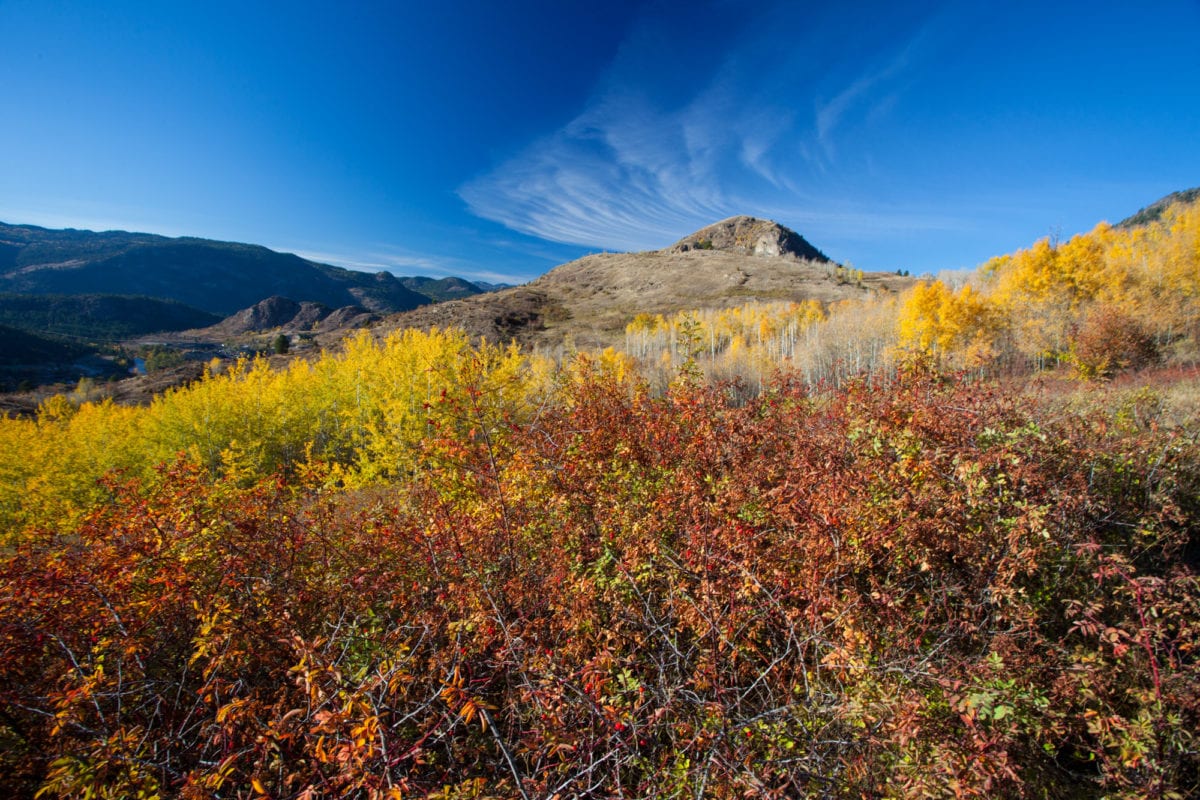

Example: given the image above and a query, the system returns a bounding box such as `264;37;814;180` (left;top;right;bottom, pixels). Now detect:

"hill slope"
0;222;430;316
1117;187;1200;228
379;216;911;349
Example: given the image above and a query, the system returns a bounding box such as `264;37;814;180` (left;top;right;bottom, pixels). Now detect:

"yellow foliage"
0;328;546;539
896;280;997;362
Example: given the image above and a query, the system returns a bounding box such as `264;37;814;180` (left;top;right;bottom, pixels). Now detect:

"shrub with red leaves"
1;364;1197;798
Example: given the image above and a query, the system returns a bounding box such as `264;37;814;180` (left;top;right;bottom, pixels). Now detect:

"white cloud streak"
461;93;735;252
291;248;444;274
812;20;936;164
458;87;734;250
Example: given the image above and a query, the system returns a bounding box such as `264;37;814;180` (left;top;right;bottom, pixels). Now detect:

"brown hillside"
377;217;913;350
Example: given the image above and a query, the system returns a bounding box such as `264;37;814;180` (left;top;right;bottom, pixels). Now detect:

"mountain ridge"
0;292;221;340
0;222;431;317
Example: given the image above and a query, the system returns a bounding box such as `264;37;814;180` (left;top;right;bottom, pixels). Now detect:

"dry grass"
1019;364;1200;432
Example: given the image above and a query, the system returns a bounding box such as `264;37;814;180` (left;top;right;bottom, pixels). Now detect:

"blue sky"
2;1;1198;283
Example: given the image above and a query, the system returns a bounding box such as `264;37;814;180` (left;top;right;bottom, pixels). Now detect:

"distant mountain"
0;293;220;340
0;222;431;316
1117;187;1200;229
467;280;513;293
400;276;486;303
378;216;910;350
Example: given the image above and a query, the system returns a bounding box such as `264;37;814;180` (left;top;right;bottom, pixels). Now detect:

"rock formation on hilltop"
667;216;830;261
227;297;329;332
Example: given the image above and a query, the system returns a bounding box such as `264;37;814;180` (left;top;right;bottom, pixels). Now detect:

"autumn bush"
1069;304;1160;380
2;356;1197;798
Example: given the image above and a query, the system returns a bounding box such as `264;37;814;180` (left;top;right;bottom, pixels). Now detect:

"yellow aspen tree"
897;280;953;354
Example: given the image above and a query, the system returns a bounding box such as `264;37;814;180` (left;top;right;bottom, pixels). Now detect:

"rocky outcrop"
666;216;830;261
215;296;329;334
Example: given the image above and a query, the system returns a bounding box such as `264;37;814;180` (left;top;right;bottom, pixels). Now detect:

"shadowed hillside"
0;222;430;316
0;293;220;340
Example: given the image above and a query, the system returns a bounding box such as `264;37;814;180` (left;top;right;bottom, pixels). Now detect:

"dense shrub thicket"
2;359;1197;798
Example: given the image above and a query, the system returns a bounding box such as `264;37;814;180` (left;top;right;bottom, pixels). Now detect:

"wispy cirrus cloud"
459;1;961;256
460;75;760;252
812;16;940;165
461;92;734;252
